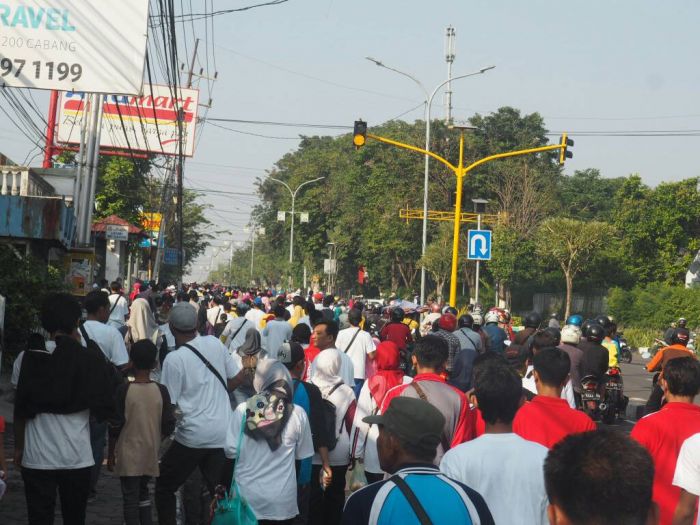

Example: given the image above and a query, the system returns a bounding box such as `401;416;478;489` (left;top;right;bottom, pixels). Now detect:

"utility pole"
444;26;456;124
43;90;59;168
177;38;200;283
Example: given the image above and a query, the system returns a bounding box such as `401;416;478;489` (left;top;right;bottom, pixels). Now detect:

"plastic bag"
210;481;257;525
349;462;368;492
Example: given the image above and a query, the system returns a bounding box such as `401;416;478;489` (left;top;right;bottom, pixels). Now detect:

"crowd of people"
4;279;700;525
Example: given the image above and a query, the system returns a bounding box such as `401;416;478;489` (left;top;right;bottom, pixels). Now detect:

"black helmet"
672;327;691;346
586;323;605;343
678;318;688;328
391;307;405;323
581;319;594;337
458;314;474;329
444;306;458;316
524;312;542;329
544;327;561;345
595;315;612;330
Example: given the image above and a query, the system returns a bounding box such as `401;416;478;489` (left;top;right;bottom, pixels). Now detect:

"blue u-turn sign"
467;230;492;261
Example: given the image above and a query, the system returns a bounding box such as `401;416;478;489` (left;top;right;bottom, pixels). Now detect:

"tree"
418;224;453;302
535;217;614;318
558;168;626;221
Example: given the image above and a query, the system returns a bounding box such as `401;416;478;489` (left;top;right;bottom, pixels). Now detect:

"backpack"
79;324;124;405
322;382;344;452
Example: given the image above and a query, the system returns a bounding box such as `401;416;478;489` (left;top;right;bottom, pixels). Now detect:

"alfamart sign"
57;85;200;156
0;0;149;93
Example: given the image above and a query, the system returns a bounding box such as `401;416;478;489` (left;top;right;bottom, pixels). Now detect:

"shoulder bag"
410;381;451;453
343;327;362;354
210;412;258;525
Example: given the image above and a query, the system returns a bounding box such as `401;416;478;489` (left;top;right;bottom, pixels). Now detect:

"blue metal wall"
0;195;76;247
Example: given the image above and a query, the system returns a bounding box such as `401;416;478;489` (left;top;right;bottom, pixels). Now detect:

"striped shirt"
341;464;494;525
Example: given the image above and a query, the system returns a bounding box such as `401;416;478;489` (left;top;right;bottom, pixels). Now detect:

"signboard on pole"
0;0;149;94
467;230;492;261
64;249;95;295
163;247;179;265
277;211;286;222
105;224;129;241
300;212;309;223
140;212;162;232
57;85;200;156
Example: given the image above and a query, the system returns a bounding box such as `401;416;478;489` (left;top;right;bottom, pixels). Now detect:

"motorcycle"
618;333;633;364
580;375;602;420
580;368;629;424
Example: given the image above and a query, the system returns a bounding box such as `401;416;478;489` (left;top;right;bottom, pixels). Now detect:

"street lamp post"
365;57;494;305
270;177;325;265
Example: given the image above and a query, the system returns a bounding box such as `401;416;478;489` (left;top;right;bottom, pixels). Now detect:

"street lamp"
365;57;494;305
269;176;325;266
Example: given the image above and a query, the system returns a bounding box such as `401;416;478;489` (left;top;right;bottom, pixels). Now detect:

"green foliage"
620;327;659;350
608;283;700;330
0;249;67;352
558;169;626;221
95;156;151;226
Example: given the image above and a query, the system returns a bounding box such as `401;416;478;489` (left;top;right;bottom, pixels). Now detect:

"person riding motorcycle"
513;311;542;346
565;314;583;327
483;310;507;353
594;315;619;367
663;317;687;345
644;327;695;414
578;323;609;383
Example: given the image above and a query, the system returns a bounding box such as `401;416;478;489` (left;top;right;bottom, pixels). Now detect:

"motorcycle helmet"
438;313;458;332
679;318;688;328
484;310;500;324
581;319;594;337
594;315;612;330
565;314;583;327
544;327;561;345
586;323;605;344
472;313;483;327
561;324;582;345
458;314;474;329
523;311;542;329
391;307;405;323
672;327;691;346
443;306;458;316
502;309;512;324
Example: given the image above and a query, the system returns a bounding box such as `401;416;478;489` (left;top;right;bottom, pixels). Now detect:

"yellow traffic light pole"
366;131;569;307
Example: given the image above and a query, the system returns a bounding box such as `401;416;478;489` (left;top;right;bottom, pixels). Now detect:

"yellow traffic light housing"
353;120;367;149
559;133;574;164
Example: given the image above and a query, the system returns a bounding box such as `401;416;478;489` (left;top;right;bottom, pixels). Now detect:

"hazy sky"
1;1;698;281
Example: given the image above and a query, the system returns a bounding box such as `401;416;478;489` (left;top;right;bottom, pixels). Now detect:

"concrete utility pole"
444;26;456;124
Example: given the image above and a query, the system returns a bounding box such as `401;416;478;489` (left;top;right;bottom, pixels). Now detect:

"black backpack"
79;324;124;400
322;382;344;451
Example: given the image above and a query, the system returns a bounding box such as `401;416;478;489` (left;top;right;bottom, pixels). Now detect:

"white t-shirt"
222;317;255;352
336;327;375;379
21;341;94;470
245;308;265;331
262;319;293;360
11;350;24;388
80;320;129;366
226;404;314;521
674;432;700;525
107;293;129;327
440;433;549;525
351;376;412;474
310;382;355;467
160;323;176;350
523;365;576;408
207;305;224;328
161;335;239;448
308;348;355;387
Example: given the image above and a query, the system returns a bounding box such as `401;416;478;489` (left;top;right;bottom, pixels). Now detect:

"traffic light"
559;132;574;164
353;120;367;149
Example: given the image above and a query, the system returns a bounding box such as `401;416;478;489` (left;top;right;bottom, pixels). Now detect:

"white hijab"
128;298;160;344
311;349;343;396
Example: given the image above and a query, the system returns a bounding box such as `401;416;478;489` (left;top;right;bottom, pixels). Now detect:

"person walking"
263;305;293;359
107;281;130;333
351;341;410;483
155;303;241;525
308;320;355;387
342;397;494;525
336;308;376;398
108;340;176;525
309;351;356;525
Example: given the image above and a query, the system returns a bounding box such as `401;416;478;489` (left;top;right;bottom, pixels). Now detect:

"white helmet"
472;313;483;325
561;324;581;345
484;311;500;324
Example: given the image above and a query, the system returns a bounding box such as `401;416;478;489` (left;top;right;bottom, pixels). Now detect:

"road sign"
467;229;492;261
0;0;149;94
163;248;179;265
105;225;128;241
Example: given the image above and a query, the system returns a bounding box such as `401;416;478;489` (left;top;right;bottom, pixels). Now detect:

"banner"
0;0;149;93
105;224;128;241
57;85;200;156
64;249;94;296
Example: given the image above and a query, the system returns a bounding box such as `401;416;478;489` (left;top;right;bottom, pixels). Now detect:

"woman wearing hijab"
127;298;165;379
225;360;314;523
350;341;412;484
129;282;141;303
309;351;356;525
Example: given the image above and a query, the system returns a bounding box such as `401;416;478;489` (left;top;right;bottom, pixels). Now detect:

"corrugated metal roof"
0;195;76;247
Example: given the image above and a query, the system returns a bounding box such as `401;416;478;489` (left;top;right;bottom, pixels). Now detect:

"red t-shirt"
631;402;700;525
381;373;474;446
0;415;4;433
512;395;596;448
379;322;412;351
471;406;485;437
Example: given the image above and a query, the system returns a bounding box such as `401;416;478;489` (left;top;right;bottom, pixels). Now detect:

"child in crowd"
108;340;176;525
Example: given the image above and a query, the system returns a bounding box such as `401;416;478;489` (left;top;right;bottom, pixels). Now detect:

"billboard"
56;86;199;156
0;0;149;94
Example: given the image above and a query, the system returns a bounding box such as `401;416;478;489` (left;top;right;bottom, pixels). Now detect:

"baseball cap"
364;397;445;456
169;302;198;331
278;341;305;368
